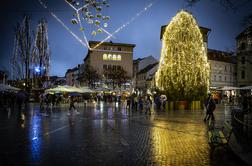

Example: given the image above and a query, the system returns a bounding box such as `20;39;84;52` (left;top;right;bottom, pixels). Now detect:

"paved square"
0;102;248;165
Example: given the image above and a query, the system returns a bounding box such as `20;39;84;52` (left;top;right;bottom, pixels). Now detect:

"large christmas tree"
156;10;210;101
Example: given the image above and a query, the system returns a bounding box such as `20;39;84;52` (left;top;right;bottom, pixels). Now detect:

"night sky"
0;0;252;77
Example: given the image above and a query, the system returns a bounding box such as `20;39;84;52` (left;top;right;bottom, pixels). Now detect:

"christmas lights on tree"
156;10;210;101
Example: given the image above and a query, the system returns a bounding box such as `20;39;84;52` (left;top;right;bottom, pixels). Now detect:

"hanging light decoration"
68;0;110;36
155;10;210;101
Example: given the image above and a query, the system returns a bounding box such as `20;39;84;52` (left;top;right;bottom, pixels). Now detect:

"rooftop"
208;49;236;64
89;41;136;48
137;62;159;75
236;26;252;40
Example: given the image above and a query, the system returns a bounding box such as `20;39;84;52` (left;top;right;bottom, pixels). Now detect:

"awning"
0;83;20;92
220;86;252;90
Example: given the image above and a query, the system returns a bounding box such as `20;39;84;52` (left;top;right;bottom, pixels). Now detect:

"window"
108;54;112;60
118;47;121;51
240;42;246;50
214;75;216;81
103;64;107;70
103;54;108;60
117;65;121;70
113;65;116;70
219;76;222;82
225;66;227;72
230;66;232;72
225;76;227;81
117;55;121;61
103;53;121;61
241;57;245;64
108;65;111;69
241;70;245;79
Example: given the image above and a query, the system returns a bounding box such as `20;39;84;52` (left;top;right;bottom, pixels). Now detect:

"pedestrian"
161;95;167;111
138;96;143;113
68;96;79;116
145;95;152;115
16;90;25;111
39;93;44;110
134;95;138;112
126;96;131;110
204;93;216;121
241;94;249;112
154;95;161;111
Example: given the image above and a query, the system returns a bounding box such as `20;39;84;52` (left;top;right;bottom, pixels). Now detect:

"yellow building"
83;41;135;89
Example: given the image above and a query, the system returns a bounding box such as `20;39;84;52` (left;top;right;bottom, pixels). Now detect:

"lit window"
117;55;121;61
108;54;112;60
103;54;108;60
112;54;117;61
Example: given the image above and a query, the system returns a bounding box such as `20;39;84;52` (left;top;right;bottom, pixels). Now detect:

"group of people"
39;93;63;111
126;94;153;114
0;90;28;111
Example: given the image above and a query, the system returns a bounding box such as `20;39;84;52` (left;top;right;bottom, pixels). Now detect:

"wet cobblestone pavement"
0;102;249;166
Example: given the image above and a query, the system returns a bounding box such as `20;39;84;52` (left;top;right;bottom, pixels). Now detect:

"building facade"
65;66;79;86
136;62;159;91
83;41;135;89
208;49;237;89
133;56;158;90
236;26;252;86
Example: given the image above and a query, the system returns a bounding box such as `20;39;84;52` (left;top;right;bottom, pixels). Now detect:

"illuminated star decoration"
156;10;210;101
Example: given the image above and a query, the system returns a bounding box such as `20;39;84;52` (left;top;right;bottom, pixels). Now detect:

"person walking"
134;95;138;112
126;97;131;110
68;96;80;116
145;95;152;115
204;93;216;121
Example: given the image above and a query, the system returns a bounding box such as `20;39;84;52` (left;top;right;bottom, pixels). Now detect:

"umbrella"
45;85;84;93
0;83;20;92
221;86;240;91
45;86;69;93
95;87;111;92
238;86;252;90
160;94;167;100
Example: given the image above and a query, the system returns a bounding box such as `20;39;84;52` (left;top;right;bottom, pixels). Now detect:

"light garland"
156;10;210;100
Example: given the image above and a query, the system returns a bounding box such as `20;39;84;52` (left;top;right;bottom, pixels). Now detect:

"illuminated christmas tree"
156;10;210;101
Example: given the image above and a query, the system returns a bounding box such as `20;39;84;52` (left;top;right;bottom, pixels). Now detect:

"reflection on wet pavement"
0;102;248;165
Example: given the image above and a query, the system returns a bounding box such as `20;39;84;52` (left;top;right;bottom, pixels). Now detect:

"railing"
231;108;252;152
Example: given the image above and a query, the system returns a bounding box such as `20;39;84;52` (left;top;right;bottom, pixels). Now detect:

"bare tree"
33;18;50;77
103;67;129;90
32;18;50;88
11;15;32;89
11;16;50;89
78;64;100;88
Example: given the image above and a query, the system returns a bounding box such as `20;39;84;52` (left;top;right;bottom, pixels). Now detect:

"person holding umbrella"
68;96;80;116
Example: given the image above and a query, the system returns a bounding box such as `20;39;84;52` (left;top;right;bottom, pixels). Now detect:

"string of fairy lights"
37;0;157;50
156;10;210;100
